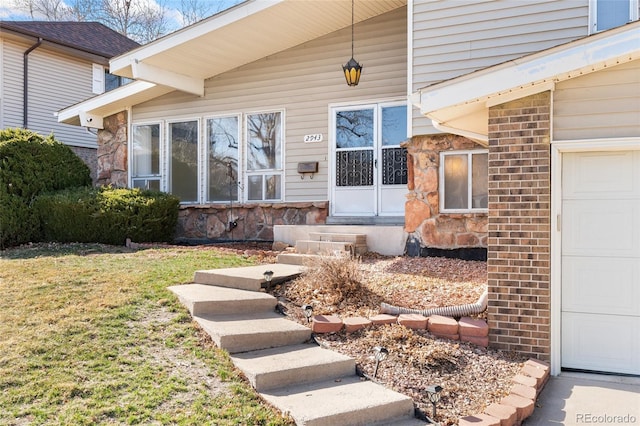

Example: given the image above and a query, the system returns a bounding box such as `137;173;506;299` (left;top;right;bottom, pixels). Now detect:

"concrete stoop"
169;266;426;426
277;232;369;266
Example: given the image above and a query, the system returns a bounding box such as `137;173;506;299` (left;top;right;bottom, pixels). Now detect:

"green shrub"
0;128;91;247
35;186;180;245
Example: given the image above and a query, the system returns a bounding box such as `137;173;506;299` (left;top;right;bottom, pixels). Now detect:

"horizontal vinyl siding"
28;49;98;148
554;60;640;140
133;7;407;202
1;39;26;128
412;0;588;136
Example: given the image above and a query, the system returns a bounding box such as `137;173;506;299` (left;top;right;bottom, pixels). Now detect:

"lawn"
0;243;293;426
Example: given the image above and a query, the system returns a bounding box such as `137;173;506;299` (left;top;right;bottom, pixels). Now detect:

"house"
58;0;639;376
0;21;139;178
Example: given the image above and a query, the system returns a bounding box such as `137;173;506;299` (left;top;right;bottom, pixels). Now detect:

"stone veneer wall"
177;202;329;242
487;92;552;360
96;111;128;187
69;146;97;183
403;133;488;250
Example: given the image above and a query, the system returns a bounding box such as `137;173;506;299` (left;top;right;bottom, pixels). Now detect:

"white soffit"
415;22;640;137
110;0;406;82
58;81;173;128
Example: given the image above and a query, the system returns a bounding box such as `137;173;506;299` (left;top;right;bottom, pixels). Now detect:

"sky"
0;0;242;30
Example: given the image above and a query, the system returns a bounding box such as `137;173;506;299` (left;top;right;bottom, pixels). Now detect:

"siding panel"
412;0;588;136
1;39;26;128
133;7;407;202
554;60;640;140
28;49;98;148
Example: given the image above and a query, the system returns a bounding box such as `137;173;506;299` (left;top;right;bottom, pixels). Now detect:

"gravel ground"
214;243;528;425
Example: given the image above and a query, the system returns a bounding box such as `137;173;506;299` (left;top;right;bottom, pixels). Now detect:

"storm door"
331;102;407;217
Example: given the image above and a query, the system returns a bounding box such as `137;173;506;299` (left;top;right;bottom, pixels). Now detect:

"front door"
331;102;408;217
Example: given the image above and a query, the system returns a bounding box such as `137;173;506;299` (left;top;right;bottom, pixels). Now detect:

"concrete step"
294;240;352;255
231;344;355;392
276;252;321;266
194;312;311;353
261;376;418;426
308;232;367;245
194;263;305;291
168;284;277;316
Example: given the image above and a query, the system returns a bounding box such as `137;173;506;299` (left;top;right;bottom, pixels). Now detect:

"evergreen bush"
0;128;91;247
35;186;180;245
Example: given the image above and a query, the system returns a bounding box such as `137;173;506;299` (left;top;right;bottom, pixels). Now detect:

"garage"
561;150;640;375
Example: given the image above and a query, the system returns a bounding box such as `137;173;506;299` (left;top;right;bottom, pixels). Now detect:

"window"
105;72;133;92
131;123;161;191
92;65;133;94
246;112;283;201
590;0;638;33
440;151;488;212
207;116;240;202
168;120;199;203
130;110;284;204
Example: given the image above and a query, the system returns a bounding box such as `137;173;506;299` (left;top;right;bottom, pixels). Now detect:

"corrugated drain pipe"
380;289;488;318
23;37;43;129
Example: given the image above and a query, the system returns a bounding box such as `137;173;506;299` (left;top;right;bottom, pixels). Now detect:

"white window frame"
130;121;163;192
166;118;201;204
130;109;287;205
588;0;639;34
203;113;242;204
244;109;285;202
439;150;488;214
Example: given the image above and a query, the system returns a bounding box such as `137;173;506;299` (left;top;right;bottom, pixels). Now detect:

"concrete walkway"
524;373;640;425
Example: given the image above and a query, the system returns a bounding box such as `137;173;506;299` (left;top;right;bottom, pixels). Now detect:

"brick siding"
487;92;551;360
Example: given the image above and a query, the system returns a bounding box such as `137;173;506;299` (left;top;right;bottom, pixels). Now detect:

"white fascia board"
57;80;157;126
417;24;640;115
109;0;283;76
432;121;488;146
131;61;203;96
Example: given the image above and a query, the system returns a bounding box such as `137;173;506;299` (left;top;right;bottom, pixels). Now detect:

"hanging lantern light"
343;0;362;86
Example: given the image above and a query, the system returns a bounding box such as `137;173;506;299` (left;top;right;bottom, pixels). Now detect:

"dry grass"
0;243;293;426
270;253;527;426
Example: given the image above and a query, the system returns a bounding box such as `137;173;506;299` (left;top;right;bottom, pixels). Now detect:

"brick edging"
309;312;550;425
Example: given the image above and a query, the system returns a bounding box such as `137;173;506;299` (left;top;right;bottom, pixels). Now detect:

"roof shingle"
0;21;139;58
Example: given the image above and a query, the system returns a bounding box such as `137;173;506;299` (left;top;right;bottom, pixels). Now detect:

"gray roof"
0;21;139;58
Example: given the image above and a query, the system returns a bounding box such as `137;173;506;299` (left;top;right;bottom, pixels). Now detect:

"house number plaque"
303;134;323;143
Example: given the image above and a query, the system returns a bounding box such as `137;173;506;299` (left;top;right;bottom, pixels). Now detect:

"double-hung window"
246;111;283;201
131;123;161;191
440;151;488;213
590;0;638;33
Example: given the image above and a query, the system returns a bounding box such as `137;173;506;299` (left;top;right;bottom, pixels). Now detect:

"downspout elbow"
23;37;43;129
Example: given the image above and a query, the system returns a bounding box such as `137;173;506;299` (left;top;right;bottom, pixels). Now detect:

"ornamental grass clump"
286;254;370;313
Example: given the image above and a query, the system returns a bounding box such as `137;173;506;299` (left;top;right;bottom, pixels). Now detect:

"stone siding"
403;133;488;250
96;111;128;187
487;92;551;360
177;201;329;242
69;145;97;183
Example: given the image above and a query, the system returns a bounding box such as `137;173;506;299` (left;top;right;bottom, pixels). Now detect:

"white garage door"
561;150;640;375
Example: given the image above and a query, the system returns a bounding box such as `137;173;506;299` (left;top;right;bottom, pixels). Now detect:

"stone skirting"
177;201;329;242
402;133;488;251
